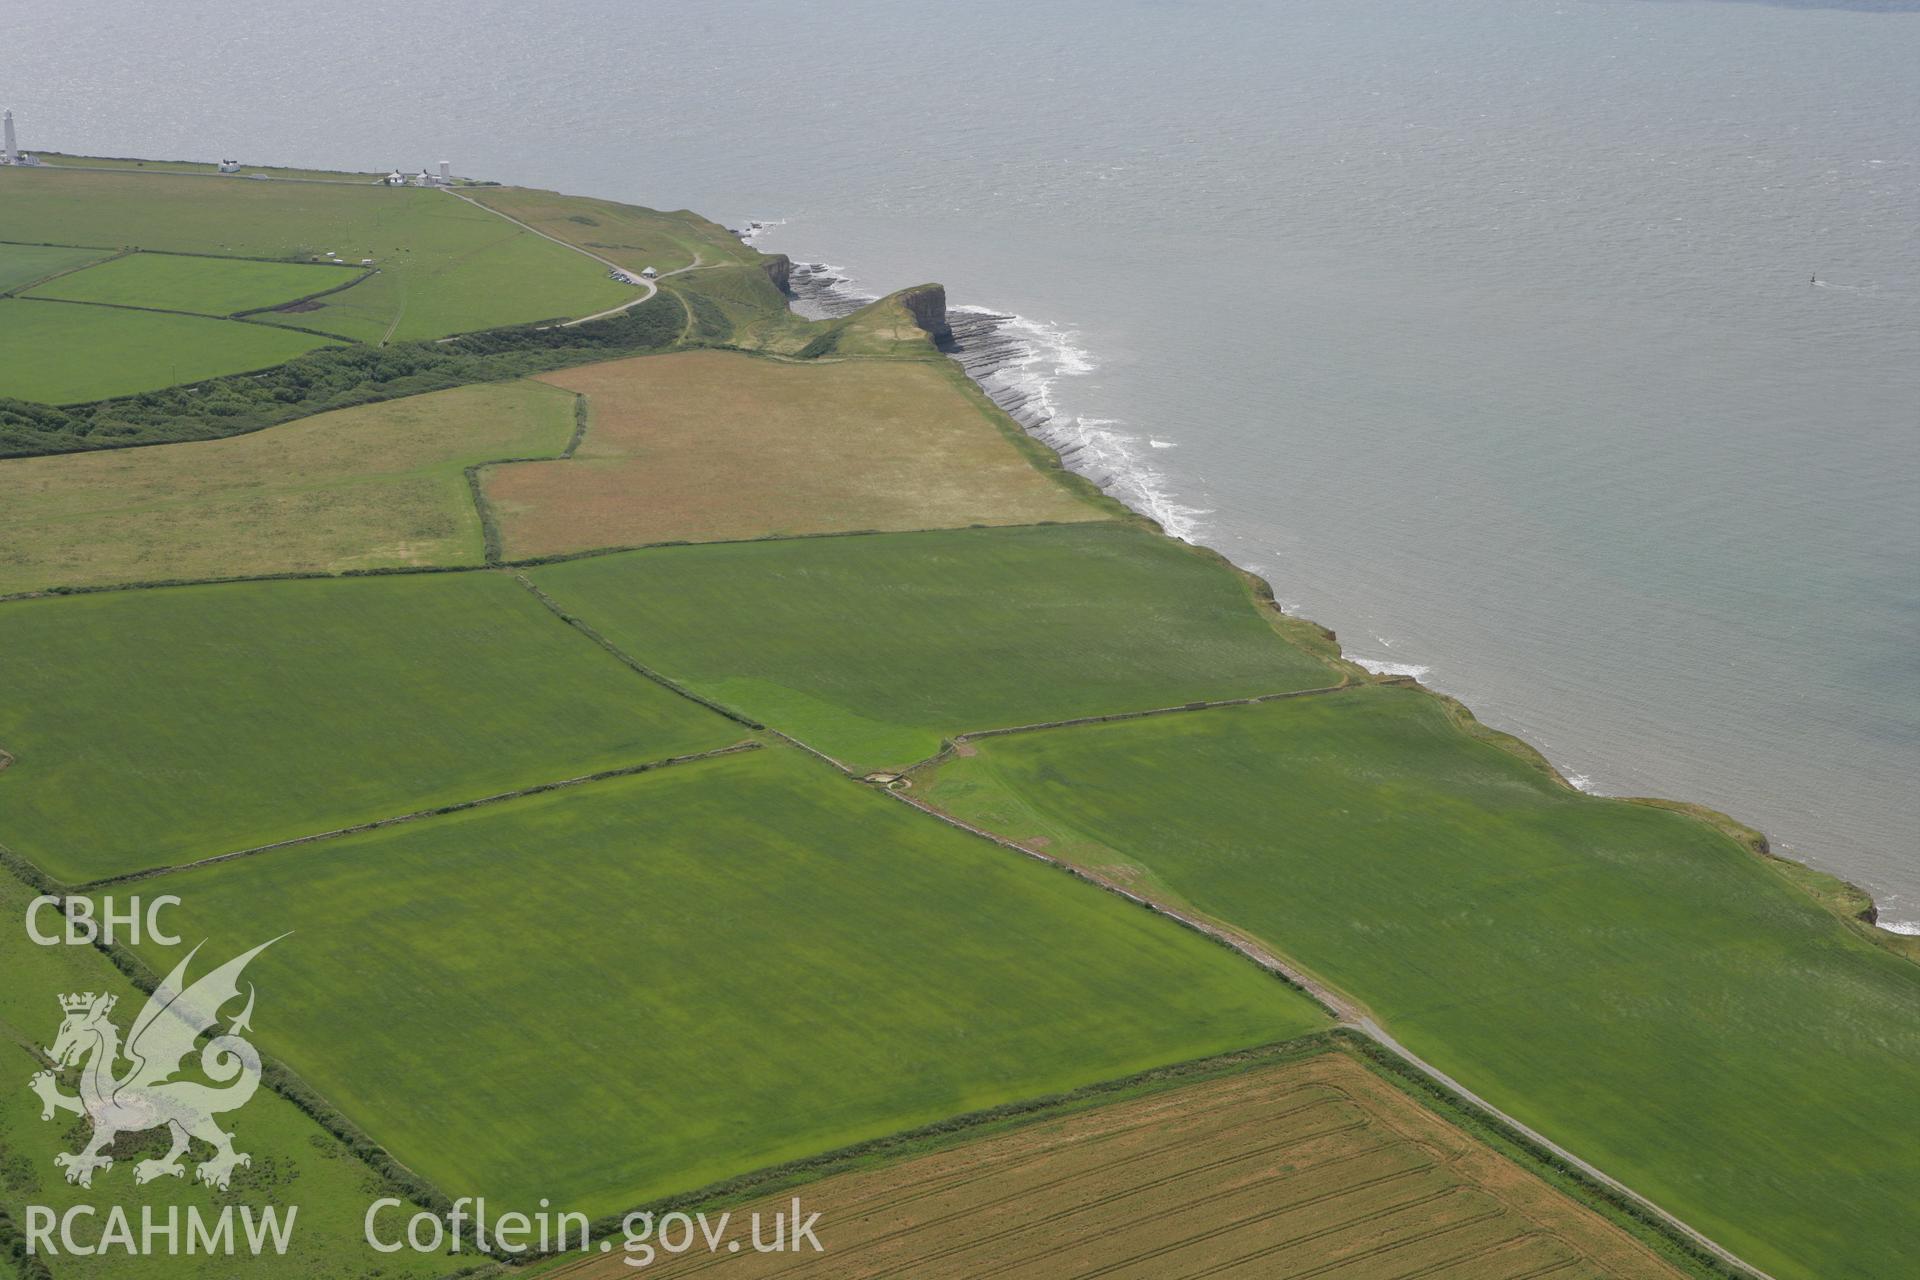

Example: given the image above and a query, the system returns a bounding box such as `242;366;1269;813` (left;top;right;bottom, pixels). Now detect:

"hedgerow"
0;294;682;458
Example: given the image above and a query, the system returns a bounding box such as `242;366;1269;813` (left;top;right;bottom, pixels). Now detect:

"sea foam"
944;307;1209;543
730;223;1213;547
1351;657;1434;680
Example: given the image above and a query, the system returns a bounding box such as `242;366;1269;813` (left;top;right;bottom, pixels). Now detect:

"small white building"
384;171;406;186
218;158;241;173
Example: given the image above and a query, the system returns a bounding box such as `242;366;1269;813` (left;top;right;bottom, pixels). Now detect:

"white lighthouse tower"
3;111;17;166
438;159;451;185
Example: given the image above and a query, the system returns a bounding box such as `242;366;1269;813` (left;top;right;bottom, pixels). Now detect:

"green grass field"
919;684;1920;1280
0;299;338;404
0;874;450;1280
24;251;360;315
0;379;577;594
528;524;1342;770
111;745;1327;1218
460;188;759;275
0;168;632;351
37;153;386;182
0;242;112;292
0;572;740;883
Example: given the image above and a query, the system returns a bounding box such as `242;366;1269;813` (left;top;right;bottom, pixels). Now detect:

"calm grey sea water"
11;0;1918;922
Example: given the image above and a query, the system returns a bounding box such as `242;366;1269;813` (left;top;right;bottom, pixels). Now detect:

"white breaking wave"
1351;657;1432;679
1564;772;1595;792
734;217;788;246
947;307;1209;542
1879;918;1920;936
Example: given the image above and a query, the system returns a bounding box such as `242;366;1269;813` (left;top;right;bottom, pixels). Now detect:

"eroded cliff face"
897;283;952;341
761;253;793;295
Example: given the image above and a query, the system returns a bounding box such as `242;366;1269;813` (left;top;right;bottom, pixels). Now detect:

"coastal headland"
0;155;1915;1280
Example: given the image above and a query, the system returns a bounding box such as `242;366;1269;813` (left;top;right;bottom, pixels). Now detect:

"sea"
10;0;1918;926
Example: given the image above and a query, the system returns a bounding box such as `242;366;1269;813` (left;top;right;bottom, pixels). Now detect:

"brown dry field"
0;380;576;594
552;1050;1686;1280
483;350;1107;558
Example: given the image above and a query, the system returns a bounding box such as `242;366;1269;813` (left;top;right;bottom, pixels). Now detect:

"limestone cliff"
896;284;952;341
761;253;792;295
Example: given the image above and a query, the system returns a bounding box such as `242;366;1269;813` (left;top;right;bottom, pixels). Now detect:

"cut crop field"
0;241;112;292
23;250;361;316
0;380;578;594
918;684;1920;1280
0;873;451;1280
529;523;1342;770
483;351;1107;557
0;572;739;883
553;1048;1687;1280
0;168;632;351
107;745;1329;1219
0;298;337;404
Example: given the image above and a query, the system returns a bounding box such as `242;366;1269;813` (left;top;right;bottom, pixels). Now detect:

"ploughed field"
917;684;1920;1280
555;1048;1686;1280
529;522;1342;771
99;745;1328;1219
0;379;578;594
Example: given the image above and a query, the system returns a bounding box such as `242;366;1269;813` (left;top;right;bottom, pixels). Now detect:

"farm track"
0;331;1770;1278
552;1053;1683;1280
399;559;1766;1278
882;702;1775;1280
443;186;726;328
0;505;1775;1277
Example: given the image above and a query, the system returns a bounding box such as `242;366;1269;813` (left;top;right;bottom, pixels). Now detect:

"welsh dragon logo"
28;937;283;1192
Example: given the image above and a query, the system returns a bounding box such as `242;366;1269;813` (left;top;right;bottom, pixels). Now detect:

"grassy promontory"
0;158;1913;1280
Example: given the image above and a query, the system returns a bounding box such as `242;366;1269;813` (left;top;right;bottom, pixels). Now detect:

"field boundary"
0;246;130;299
511;574;768;731
893;747;1776;1280
61;741;762;892
16;245;378;319
7;292;352;342
230;265;377;319
0;1202;55;1280
0;850;457;1228
1;291;685;458
534;1035;1347;1269
899;678;1356;773
0;520;1117;606
1335;1030;1753;1279
465;392;595;566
